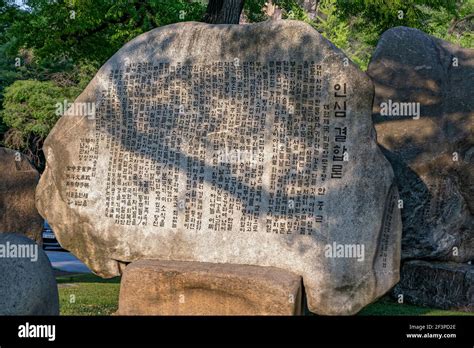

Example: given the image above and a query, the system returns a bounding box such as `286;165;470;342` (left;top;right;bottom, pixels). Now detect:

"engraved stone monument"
36;20;402;315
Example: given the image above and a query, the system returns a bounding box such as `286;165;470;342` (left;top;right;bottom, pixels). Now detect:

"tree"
1;79;81;169
5;0;207;67
203;0;246;24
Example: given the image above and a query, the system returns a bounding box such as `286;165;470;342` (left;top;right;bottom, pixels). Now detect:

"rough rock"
36;20;402;315
367;26;473;262
0;233;59;315
117;260;302;315
392;260;473;312
0;147;43;242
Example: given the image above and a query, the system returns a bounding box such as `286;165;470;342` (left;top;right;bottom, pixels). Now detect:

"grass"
56;273;473;316
359;297;473;316
57;273;121;315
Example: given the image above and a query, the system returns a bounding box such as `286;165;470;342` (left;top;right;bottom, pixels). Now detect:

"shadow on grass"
56;273;121;284
359;297;433;316
358;296;473;316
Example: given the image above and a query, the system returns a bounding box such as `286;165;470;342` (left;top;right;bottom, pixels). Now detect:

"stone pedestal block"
117;260;303;315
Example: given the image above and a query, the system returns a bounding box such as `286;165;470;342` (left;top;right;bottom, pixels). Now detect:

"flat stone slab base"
392;260;473;312
117;260;303;315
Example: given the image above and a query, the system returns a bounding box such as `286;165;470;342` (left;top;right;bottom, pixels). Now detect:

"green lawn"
57;273;121;315
359;297;473;316
56;273;472;316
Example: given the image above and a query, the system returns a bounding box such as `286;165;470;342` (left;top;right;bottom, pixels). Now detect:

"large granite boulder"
36;20;402;315
392;260;473;312
367;27;473;262
0;147;43;242
0;233;59;315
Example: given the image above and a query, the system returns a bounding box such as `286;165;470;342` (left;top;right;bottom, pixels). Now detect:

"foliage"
336;0;458;32
332;0;472;69
419;0;474;47
6;0;207;67
1;79;81;149
312;0;351;53
244;0;267;22
0;45;19;134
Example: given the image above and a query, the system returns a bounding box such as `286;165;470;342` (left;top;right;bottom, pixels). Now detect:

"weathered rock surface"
36;20;402;315
0;147;43;242
0;233;59;315
117;260;302;315
367;27;473;262
392;260;473;312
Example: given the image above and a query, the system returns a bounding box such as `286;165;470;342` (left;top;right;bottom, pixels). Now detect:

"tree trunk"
203;0;245;24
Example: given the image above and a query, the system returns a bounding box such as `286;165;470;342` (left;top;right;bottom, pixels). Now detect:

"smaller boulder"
0;233;59;315
0;147;43;243
367;27;473;262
